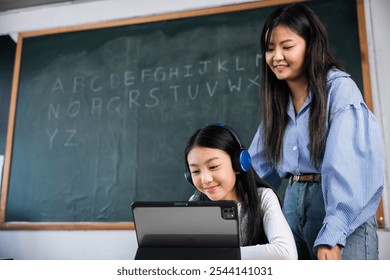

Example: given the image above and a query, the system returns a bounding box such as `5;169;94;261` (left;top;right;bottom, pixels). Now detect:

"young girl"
249;3;383;259
184;124;297;260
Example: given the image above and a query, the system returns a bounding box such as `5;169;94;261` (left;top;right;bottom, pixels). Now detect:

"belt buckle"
289;175;299;183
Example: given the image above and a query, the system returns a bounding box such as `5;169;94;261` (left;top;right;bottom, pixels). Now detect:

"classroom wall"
365;0;390;229
0;0;389;260
364;0;390;260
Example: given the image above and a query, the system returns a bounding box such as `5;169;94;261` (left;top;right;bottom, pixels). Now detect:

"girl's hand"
317;245;342;260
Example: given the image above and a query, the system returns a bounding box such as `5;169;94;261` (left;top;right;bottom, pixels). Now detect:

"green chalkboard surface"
1;0;364;227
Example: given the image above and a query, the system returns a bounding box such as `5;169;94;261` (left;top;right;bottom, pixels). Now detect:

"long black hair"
184;124;276;245
260;3;344;167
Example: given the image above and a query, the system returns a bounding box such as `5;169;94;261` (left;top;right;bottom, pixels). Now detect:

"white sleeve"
240;188;298;260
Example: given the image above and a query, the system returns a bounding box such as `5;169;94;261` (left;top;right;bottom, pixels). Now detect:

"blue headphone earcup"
234;149;252;172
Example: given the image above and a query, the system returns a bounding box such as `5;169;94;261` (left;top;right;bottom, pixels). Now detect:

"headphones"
184;123;252;187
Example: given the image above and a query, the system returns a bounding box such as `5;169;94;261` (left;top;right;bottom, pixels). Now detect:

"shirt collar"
287;91;312;119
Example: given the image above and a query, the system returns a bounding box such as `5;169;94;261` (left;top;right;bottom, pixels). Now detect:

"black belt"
289;174;320;183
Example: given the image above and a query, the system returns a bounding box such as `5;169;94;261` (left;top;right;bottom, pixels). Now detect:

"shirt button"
292;146;297;151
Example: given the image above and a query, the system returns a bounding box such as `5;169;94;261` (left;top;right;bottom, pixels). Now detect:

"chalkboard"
0;0;370;229
0;35;15;155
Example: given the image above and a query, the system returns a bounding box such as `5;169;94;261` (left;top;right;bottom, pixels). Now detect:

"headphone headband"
209;123;244;149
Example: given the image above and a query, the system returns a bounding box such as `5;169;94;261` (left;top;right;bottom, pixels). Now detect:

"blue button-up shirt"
249;68;384;249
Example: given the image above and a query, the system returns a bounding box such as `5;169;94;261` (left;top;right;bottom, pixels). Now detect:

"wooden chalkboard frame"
0;0;382;230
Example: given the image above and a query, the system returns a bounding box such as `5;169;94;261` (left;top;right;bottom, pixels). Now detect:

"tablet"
131;200;241;260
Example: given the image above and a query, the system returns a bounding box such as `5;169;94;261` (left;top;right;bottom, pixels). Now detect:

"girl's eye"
283;45;294;50
191;170;200;175
209;165;219;170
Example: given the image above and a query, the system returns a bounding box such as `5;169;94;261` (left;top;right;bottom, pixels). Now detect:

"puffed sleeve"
314;80;384;249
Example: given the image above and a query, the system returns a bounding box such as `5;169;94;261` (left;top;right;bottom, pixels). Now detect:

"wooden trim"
21;0;306;38
356;0;373;110
356;0;385;228
0;33;24;229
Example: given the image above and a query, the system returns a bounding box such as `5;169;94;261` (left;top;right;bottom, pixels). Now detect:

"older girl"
249;3;383;259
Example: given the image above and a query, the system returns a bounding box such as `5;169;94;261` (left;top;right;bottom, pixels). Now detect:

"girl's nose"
200;171;213;185
273;48;284;61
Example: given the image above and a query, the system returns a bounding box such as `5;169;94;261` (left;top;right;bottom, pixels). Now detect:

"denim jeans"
283;180;325;259
341;215;379;260
283;180;379;260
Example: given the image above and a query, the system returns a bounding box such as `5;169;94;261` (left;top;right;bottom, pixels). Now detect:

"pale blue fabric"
249;68;384;255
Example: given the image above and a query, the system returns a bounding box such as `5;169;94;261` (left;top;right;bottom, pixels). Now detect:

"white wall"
365;0;390;259
0;230;137;260
0;0;257;38
0;0;389;260
365;0;390;228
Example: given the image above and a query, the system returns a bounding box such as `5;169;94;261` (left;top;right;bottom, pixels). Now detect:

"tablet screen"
131;201;239;248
